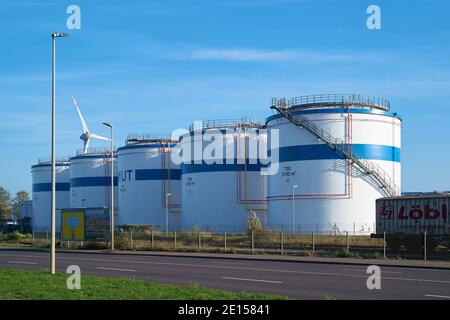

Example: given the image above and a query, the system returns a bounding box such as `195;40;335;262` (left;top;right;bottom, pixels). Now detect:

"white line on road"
97;267;137;272
425;294;450;299
7;260;37;265
2;252;449;284
343;269;403;274
222;277;283;284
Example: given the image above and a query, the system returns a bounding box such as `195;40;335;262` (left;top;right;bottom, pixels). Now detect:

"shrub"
335;248;353;258
6;231;27;241
246;211;262;235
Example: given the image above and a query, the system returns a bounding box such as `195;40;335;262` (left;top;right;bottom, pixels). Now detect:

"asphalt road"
0;249;449;300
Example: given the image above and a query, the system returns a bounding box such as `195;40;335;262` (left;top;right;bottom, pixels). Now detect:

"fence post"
174;231;177;251
198;230;201;252
224;232;227;253
312;232;315;253
281;231;284;255
151;230;154;249
130;231;133;249
346;231;349;253
424;231;427;261
251;231;254;254
383;231;386;258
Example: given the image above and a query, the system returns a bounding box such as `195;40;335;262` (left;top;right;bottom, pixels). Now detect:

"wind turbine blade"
90;133;112;142
72;96;89;133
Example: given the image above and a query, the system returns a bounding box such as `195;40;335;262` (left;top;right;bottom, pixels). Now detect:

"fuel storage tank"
266;94;401;234
69;148;117;210
31;158;71;231
180;119;268;232
117;134;181;228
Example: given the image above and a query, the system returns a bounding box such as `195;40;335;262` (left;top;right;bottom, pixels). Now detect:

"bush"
246;211;262;235
115;229;132;249
335;248;353;258
6;231;28;241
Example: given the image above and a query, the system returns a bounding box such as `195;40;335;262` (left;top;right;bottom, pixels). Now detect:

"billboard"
85;211;110;241
62;210;85;241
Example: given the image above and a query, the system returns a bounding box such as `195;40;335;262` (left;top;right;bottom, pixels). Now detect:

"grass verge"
0;268;286;300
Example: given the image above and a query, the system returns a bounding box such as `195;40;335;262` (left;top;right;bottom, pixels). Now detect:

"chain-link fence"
26;228;450;261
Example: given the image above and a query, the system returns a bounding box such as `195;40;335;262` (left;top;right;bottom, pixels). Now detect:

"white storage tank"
266;94;401;234
180;119;268;232
31;158;71;231
117;134;181;229
69;148;117;211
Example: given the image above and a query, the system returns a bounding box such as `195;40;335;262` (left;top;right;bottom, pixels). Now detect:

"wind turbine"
72;96;111;154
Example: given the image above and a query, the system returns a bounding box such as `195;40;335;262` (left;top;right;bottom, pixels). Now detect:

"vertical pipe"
50;35;56;274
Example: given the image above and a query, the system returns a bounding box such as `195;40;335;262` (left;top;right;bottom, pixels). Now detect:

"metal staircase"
271;103;400;197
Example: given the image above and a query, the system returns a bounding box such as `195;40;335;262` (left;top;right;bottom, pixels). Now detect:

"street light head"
293;185;298;189
102;122;113;128
51;32;70;38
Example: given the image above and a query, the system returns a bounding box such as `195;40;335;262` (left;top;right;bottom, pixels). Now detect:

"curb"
1;246;450;270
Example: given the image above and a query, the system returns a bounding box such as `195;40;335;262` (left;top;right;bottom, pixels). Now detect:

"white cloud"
168;47;383;63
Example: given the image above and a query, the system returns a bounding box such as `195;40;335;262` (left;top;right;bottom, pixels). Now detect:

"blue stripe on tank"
277;144;400;163
180;143;399;174
69;154;117;161
71;177;118;188
32;183;71;192
135;169;181;180
182;163;263;174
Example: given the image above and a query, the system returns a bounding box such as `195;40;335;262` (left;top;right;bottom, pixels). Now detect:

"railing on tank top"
271;94;391;112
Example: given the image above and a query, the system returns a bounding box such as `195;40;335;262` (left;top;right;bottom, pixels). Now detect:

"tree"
11;190;30;218
0;186;12;220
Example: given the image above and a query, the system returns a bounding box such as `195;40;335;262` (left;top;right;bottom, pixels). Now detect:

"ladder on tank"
270;103;400;197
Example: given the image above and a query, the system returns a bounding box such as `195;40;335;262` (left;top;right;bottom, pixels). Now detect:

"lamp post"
50;32;69;275
102;122;114;251
292;185;298;234
166;193;172;235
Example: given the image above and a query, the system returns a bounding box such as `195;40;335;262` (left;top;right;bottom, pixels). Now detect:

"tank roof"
37;156;70;165
125;133;178;146
75;147;116;156
271;94;390;112
189;118;265;132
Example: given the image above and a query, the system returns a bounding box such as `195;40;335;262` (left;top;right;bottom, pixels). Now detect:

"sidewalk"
2;246;450;270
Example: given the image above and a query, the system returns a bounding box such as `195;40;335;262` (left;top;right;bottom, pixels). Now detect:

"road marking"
222;277;283;284
96;267;137;272
2;252;449;285
425;294;450;299
48;257;450;284
7;260;37;265
343;269;403;274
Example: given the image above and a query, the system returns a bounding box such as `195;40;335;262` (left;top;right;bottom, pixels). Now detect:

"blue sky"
0;0;449;195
